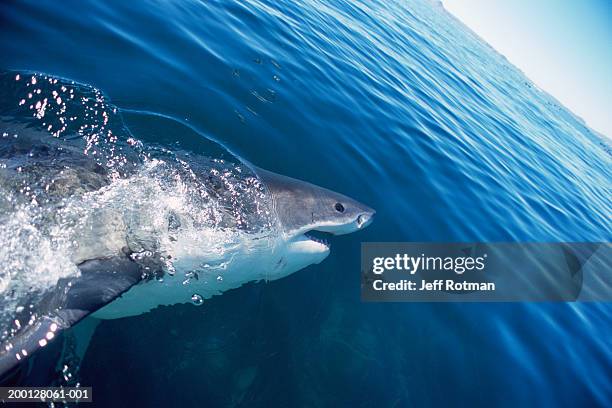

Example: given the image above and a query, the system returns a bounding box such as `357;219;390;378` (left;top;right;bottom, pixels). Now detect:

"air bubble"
191;294;203;306
166;264;176;276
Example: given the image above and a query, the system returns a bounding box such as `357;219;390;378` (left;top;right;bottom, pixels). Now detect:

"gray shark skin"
256;167;374;237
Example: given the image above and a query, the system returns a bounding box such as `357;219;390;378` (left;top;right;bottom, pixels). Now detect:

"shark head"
255;167;375;278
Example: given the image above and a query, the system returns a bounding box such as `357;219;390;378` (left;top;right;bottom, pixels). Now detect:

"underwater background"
0;0;610;406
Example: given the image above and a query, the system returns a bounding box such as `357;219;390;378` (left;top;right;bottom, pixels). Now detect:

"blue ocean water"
1;0;610;406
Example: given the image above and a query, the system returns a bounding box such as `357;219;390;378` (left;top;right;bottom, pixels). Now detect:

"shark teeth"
304;232;330;248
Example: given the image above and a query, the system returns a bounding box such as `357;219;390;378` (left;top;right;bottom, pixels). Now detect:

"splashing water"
0;70;280;342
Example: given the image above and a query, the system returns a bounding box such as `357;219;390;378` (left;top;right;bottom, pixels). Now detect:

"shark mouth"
303;230;332;249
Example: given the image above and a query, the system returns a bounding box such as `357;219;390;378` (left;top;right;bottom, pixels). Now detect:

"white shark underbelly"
93;237;276;319
93;232;330;319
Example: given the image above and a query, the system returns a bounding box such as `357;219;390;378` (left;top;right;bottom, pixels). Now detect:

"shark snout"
315;205;375;236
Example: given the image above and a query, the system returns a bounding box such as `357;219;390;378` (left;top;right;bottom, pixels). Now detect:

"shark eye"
334;202;345;213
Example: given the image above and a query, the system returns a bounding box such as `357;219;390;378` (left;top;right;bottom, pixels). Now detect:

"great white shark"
0;70;375;383
0;162;374;382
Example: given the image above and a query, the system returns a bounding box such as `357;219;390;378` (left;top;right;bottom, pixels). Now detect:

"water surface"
0;0;610;406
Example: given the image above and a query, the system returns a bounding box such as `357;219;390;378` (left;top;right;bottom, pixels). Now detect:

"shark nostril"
357;213;371;228
357;211;375;228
